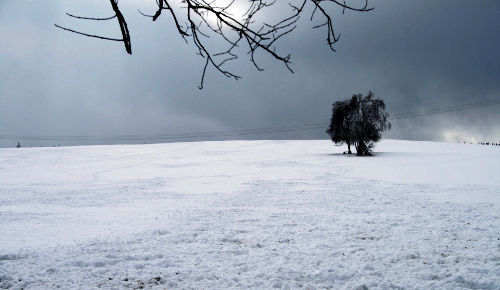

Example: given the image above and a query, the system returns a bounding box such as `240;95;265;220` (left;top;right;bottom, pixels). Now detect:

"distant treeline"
475;142;500;146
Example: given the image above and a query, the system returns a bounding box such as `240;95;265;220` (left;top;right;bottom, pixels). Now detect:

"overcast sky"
1;0;499;147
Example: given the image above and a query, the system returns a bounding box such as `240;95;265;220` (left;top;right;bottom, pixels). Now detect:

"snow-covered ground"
0;140;499;289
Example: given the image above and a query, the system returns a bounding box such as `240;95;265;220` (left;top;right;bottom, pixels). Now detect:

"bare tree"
56;0;372;88
326;92;391;156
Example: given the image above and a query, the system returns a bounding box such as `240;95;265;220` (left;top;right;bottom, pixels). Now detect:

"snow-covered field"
0;140;499;289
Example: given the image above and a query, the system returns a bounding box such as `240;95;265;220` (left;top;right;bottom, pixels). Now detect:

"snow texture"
0;140;499;289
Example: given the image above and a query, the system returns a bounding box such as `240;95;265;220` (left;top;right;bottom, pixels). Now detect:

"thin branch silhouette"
56;0;373;88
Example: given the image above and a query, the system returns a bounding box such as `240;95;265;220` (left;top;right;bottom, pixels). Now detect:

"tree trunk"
347;142;352;154
356;141;369;156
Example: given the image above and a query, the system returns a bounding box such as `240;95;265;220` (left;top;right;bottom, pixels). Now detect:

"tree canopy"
326;92;390;156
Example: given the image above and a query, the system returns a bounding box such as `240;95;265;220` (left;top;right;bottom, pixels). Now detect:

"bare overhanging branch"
55;0;373;88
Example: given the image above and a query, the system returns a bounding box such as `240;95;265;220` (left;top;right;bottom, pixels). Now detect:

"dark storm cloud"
0;0;499;147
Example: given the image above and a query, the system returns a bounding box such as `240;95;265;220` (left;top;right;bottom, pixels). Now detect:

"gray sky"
1;0;499;147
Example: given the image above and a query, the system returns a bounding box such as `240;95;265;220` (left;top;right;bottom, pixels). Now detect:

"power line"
391;98;500;119
1;98;499;142
0;123;325;141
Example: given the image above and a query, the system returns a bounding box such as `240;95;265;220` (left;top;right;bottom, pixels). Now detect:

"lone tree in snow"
16;141;22;148
55;0;373;88
326;91;390;156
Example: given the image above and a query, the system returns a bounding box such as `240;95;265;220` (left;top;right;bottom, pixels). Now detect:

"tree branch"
57;0;373;88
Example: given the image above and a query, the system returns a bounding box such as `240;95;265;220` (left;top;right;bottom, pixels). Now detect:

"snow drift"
0;140;499;289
